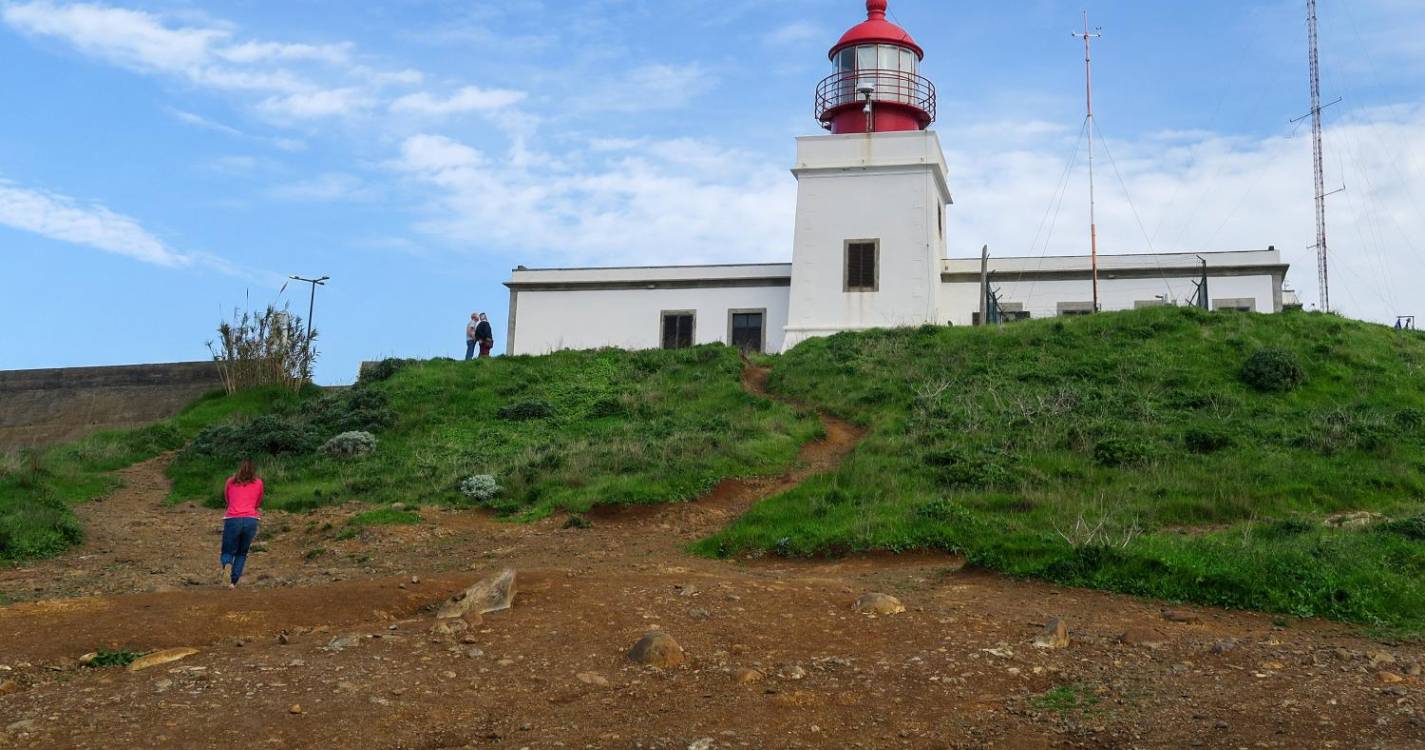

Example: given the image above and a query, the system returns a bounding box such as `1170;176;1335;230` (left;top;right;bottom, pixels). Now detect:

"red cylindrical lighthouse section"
815;0;936;135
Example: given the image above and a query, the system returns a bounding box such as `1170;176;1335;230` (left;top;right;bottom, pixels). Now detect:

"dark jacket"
474;321;493;341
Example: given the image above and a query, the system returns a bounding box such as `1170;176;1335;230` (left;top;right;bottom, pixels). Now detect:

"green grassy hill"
699;307;1425;632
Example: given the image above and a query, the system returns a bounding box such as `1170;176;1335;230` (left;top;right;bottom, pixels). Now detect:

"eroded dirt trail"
1;367;1423;749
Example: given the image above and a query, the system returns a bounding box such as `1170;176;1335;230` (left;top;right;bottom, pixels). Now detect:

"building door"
729;311;764;353
661;311;695;349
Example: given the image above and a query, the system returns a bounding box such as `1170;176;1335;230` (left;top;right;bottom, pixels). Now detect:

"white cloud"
390;133;793;267
390;86;528;116
258;88;374;120
0;179;188;266
2;1;223;73
764;21;823;46
216;40;352;65
267;173;376;202
575;64;712;113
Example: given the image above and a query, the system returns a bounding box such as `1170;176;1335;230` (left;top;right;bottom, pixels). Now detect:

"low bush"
358;358;413;386
459;474;502;502
319;431;378;459
1240;348;1305;393
1378;514;1425;541
1093;437;1151;467
498;400;556;421
1184;426;1233;454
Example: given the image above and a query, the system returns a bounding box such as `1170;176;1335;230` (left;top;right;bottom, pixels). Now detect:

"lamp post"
288;274;329;381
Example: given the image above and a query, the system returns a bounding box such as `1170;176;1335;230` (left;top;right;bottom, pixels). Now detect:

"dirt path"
1;367;1423;749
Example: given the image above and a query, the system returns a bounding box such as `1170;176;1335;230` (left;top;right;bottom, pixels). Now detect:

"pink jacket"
224;477;264;519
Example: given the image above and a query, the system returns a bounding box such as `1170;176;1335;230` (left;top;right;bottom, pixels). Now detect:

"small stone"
0;679;18;695
852;593;905;616
411;576;420;584
6;719;36;733
128;648;200;672
78;652;98;666
734;668;764;685
440;670;457;680
289;704;303;715
1032;617;1070;649
781;665;807;680
1119;627;1167;649
688;608;712;620
627;631;686;668
391;503;407;511
1378;671;1406;684
1323;511;1383;529
431;620;469;637
1162;609;1202;624
576;672;609;687
1210;639;1238;654
1370;651;1397;667
688;739;714;750
1260;661;1286;671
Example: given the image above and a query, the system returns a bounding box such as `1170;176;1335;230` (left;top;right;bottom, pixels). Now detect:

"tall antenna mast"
1074;11;1103;312
1306;0;1331;312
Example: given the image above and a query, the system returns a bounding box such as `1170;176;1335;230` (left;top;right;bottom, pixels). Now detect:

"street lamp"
288;274;329;381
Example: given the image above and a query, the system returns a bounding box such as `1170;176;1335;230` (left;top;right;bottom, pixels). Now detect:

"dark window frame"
844;239;880;293
660;310;696;349
726;308;767;354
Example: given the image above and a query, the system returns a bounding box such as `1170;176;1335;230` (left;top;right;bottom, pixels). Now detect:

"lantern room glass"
834;44;920;105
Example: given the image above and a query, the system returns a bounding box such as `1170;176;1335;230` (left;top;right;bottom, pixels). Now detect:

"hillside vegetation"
165;346;820;517
0;388;299;559
698;307;1425;632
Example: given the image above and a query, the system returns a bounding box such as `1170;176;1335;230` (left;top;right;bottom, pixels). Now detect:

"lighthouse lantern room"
816;0;936;134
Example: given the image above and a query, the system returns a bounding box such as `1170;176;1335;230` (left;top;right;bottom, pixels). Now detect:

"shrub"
207;304;315;393
587;396;627;419
85;649;142;668
187;415;318;460
1259;518;1314;539
0;495;84;559
459;474;502;502
358;358;412;386
319;431;378;459
1184;426;1233;454
1093;437;1151;467
915;498;979;527
1240;348;1305;393
498;400;556;421
303;389;394;434
1379;514;1425;541
923;446;1010;488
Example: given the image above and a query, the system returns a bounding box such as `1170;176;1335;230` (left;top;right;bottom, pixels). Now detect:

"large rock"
627;631;686;668
1119;627;1167;650
852;593;905;616
1032;617;1070;649
1324;511;1384;529
437;569;516;620
128;647;199;672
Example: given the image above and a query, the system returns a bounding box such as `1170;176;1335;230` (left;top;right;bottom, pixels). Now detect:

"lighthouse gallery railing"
814;69;936;124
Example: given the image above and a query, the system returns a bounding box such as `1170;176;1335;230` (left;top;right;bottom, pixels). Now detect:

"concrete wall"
783;130;952;349
506;264;793;355
0;362;225;450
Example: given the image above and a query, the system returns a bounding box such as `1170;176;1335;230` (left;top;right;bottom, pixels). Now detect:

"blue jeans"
465;340;477;360
220;517;260;585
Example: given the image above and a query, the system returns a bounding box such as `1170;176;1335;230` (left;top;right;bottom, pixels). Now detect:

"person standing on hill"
475;313;495;358
221;459;264;589
465;312;481;360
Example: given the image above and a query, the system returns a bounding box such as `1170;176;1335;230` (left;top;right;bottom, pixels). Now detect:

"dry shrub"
207;305;316;394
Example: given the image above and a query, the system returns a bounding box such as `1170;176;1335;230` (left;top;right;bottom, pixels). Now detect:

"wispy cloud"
764;21;823;46
267;173;377;203
0;178;188;266
390;86;528;117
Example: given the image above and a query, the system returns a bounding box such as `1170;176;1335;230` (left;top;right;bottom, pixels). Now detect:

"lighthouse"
782;0;953;349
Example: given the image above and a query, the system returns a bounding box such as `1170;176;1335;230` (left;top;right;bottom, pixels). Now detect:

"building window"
1057;302;1095;316
661;311;695;349
1213;298;1256;313
728;309;766;354
844;240;879;292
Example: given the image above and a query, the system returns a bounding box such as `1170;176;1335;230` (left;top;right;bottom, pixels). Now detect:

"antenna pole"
1306;0;1331;312
1074;11;1103;312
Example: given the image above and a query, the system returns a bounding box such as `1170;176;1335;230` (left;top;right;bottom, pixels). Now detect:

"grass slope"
697;308;1425;632
0;387;301;560
167;346;822;519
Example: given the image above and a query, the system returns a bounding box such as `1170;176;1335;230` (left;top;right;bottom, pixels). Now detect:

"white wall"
510;285;790;355
941;273;1278;326
783;130;951;349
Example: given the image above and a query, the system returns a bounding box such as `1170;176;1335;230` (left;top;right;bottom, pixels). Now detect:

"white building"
505;0;1291;356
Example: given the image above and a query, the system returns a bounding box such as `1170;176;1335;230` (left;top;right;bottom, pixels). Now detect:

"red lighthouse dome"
816;0;935;135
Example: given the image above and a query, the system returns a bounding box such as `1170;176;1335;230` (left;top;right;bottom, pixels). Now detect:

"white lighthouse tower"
781;0;952;349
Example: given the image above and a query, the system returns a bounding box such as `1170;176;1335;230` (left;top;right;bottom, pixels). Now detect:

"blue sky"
2;0;1424;383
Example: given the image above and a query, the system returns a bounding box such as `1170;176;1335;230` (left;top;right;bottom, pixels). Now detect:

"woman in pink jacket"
220;459;264;589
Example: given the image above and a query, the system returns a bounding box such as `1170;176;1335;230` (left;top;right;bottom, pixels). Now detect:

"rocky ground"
2;369;1424;749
